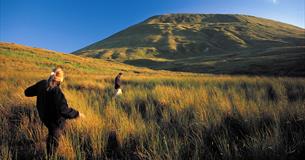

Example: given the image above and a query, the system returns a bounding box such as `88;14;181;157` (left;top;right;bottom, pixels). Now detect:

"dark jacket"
114;75;121;89
25;80;79;128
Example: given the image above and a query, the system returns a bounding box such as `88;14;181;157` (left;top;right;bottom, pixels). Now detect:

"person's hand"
79;112;86;118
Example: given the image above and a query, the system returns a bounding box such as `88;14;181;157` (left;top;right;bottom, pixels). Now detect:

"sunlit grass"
1;42;305;159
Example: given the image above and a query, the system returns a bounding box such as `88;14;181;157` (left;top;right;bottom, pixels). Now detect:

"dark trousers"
46;125;62;156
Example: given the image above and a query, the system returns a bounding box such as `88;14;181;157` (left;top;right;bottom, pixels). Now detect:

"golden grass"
1;43;305;159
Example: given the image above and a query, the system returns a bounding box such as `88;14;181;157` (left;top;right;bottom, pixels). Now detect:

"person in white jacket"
114;72;123;96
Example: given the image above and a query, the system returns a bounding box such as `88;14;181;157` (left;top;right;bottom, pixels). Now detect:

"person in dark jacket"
114;72;123;96
24;67;82;156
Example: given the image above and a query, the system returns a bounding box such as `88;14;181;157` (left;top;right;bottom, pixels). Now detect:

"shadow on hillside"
124;57;305;77
124;59;169;68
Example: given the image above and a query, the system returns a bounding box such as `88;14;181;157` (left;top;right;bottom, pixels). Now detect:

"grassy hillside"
1;42;305;160
125;46;305;76
73;14;305;76
0;42;158;75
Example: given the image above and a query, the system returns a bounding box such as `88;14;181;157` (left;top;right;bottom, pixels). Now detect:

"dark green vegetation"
73;14;305;76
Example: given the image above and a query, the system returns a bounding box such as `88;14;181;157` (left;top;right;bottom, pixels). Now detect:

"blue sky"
0;0;304;53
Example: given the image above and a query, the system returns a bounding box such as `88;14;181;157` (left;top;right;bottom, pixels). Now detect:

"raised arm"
24;80;44;97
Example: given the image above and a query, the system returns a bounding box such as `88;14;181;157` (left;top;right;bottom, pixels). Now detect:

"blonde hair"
47;67;64;91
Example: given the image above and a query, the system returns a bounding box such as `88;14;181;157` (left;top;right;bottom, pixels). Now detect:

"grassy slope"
73;14;305;76
0;42;159;75
125;46;305;76
1;42;305;159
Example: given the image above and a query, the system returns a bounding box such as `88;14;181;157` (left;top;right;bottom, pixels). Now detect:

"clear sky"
1;0;304;53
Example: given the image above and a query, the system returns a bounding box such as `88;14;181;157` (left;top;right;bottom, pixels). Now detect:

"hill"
73;14;305;76
1;42;305;159
0;42;167;75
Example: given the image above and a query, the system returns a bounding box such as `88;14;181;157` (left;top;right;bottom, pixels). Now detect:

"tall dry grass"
1;70;305;160
1;43;305;159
